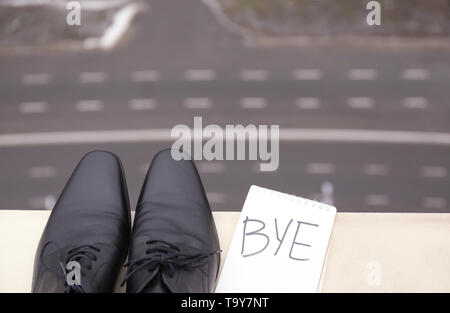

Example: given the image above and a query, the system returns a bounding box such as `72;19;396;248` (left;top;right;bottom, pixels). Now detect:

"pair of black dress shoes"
32;149;221;293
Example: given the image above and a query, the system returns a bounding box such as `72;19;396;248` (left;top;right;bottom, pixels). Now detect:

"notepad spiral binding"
251;185;331;212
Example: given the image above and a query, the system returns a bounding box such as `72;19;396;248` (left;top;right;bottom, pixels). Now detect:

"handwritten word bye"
241;216;319;261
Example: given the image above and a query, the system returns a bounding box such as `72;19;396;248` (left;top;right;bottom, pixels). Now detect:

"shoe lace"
40;241;100;293
120;240;220;291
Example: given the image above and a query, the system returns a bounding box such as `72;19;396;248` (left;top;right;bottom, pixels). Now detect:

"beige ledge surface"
0;211;449;292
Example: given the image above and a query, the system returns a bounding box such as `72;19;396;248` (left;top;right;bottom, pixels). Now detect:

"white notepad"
216;185;337;293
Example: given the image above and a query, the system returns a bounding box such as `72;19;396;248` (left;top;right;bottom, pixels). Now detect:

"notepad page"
216;185;337;293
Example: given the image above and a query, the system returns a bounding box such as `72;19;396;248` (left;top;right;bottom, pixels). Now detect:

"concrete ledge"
0;211;449;292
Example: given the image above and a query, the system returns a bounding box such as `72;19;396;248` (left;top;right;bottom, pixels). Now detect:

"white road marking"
296;98;321;109
277;129;450;145
185;70;216;81
79;72;107;83
364;164;389;176
306;163;335;175
348;97;375;109
251;163;262;172
28;195;56;210
423;197;447;209
45;195;56;210
83;2;144;50
197;162;226;173
141;163;150;173
29;166;57;178
183;98;212;109
403;97;428;109
76;100;104;112
28;197;45;210
307;193;319;202
348;69;378;80
240;97;267;109
402;69;429;80
206;192;226;204
421;166;448;178
19;102;48;114
240;70;268;81
22;73;51;85
128;98;157;110
320;181;334;205
293;69;322;80
251;161;278;172
6;129;450;146
132;70;160;82
365;194;390;206
66;0;131;10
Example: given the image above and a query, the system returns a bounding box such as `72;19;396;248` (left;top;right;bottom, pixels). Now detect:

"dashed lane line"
364;164;389;176
402;69;429;80
348;69;378;80
22;73;51;85
347;97;375;109
183;98;213;109
403;97;428;109
19;102;48;114
240;70;268;81
293;69;322;81
28;166;57;178
206;192;226;204
76;100;104;112
296;98;321;109
128;98;157;110
28;195;56;210
240;97;267;109
306;163;335;175
421;166;448;178
185;70;216;81
132;70;160;82
365;194;390;206
197;162;226;173
423;197;447;209
79;72;107;84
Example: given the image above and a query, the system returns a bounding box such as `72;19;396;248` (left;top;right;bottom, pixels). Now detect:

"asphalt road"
0;0;449;212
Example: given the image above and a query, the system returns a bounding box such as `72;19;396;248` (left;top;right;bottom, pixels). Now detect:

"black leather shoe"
122;149;221;293
32;151;131;293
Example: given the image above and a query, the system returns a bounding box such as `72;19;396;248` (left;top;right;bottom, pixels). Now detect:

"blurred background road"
0;0;449;212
